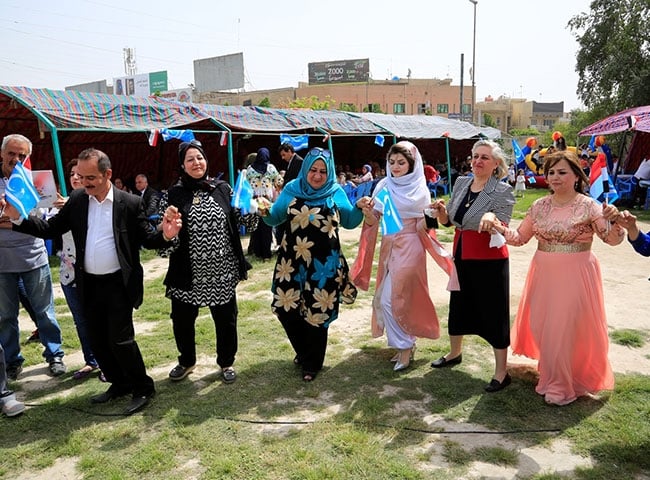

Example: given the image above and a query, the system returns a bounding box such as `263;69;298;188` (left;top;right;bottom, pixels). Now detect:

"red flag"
219;131;227;146
589;153;607;186
22;155;32;170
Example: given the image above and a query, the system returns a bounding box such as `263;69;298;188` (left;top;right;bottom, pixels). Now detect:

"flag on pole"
231;170;255;214
627;115;638;129
5;161;40;219
511;139;526;170
589;153;619;204
160;128;195;142
588;134;596;152
279;134;309;151
373;187;403;235
374;134;385;147
148;129;159;147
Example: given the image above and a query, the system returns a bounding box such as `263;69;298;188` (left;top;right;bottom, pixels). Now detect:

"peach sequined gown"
503;195;625;405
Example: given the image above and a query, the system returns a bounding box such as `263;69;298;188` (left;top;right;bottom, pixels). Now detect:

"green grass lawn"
6;195;650;480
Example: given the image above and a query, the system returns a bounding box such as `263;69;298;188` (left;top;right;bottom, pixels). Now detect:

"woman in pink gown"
486;151;624;405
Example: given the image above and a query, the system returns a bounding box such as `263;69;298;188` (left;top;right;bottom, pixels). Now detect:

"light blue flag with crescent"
231;170;254;214
511;139;526;170
5;161;40;219
160;128;195;143
280;134;309;151
588;134;596;152
373;187;403;235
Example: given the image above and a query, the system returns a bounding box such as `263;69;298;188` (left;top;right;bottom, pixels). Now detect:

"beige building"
196;78;474;120
475;95;565;132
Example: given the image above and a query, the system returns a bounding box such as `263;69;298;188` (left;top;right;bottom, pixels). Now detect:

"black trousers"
170;295;238;369
84;272;155;397
277;308;329;375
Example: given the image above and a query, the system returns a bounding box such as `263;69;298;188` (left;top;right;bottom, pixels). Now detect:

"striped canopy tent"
0;86;221;194
1;86;487;192
579;105;650;174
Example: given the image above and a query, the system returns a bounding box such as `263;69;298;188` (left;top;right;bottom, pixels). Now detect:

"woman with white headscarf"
351;141;458;371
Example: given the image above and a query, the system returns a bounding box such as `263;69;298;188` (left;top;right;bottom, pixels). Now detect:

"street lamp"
469;0;477;124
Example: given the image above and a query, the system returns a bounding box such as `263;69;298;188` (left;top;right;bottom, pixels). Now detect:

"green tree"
287;95;336;110
339;103;357;112
568;0;650;115
363;103;383;113
481;113;497;128
509;127;541;137
258;97;271;107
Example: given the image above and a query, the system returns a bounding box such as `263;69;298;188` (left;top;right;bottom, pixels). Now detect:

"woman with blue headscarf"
261;147;363;381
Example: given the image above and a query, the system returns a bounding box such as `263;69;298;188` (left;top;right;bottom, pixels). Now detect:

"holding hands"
478;212;502;234
603;205;640;241
356;196;377;225
162;206;182;241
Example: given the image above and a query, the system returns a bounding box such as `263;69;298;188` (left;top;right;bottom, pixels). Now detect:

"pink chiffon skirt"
511;249;614;405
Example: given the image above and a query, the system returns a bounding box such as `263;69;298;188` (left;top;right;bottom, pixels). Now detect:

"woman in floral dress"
261;147;363;381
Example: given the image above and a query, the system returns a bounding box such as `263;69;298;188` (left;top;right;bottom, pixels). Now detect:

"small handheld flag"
511;139;526;170
589;153;619;204
231;170;255;214
374;134;385;147
373;187;403;235
5;161;40;219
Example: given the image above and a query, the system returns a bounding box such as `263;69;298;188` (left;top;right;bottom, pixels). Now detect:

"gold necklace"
464;189;479;208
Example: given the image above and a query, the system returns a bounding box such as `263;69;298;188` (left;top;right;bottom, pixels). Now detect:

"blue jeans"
62;283;97;368
0;266;64;367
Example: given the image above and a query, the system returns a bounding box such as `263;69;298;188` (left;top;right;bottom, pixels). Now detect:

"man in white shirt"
5;148;181;415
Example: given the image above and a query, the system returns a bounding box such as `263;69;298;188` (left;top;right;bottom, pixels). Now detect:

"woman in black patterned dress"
261;148;363;381
159;140;252;384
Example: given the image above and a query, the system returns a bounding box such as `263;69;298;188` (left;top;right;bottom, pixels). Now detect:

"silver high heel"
394;345;416;371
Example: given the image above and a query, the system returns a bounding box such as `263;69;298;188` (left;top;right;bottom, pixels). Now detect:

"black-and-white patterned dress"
161;190;239;306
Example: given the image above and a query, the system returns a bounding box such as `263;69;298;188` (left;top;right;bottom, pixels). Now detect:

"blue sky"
1;0;593;110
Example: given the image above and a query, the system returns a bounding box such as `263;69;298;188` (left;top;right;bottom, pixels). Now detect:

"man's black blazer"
141;187;161;218
14;187;168;309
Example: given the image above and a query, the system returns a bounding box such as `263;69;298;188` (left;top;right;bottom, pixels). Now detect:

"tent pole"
208;119;234;186
445;137;452;195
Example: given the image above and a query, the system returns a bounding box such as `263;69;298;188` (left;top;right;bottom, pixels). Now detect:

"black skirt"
447;235;510;349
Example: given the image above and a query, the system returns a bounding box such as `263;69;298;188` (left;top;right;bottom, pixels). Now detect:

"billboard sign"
308;58;369;85
158;88;193;103
193;53;245;92
113;71;168;97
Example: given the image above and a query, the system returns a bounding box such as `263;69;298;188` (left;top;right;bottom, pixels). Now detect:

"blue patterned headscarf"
282;147;340;206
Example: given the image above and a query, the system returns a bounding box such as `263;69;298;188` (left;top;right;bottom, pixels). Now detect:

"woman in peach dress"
486;151;624;405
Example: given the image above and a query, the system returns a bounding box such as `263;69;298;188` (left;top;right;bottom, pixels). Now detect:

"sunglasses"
307;147;332;159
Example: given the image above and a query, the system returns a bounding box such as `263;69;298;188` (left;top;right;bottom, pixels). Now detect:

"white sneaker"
1;393;25;417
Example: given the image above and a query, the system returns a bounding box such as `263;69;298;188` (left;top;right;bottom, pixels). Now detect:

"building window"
437;104;449;114
461;104;471;115
417;103;427;114
393;103;406;114
242;99;252;107
543;119;555;127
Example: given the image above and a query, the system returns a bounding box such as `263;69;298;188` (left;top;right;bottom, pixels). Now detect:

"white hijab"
374;141;430;219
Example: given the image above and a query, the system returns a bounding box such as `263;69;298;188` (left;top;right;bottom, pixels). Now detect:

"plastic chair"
428;180;448;199
615;177;634;202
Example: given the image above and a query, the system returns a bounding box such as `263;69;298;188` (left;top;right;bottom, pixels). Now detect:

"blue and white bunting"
279;134;309;151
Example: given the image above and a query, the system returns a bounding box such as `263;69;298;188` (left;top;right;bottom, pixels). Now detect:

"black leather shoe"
124;394;153;415
484;374;512;393
431;354;462;368
90;388;129;404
